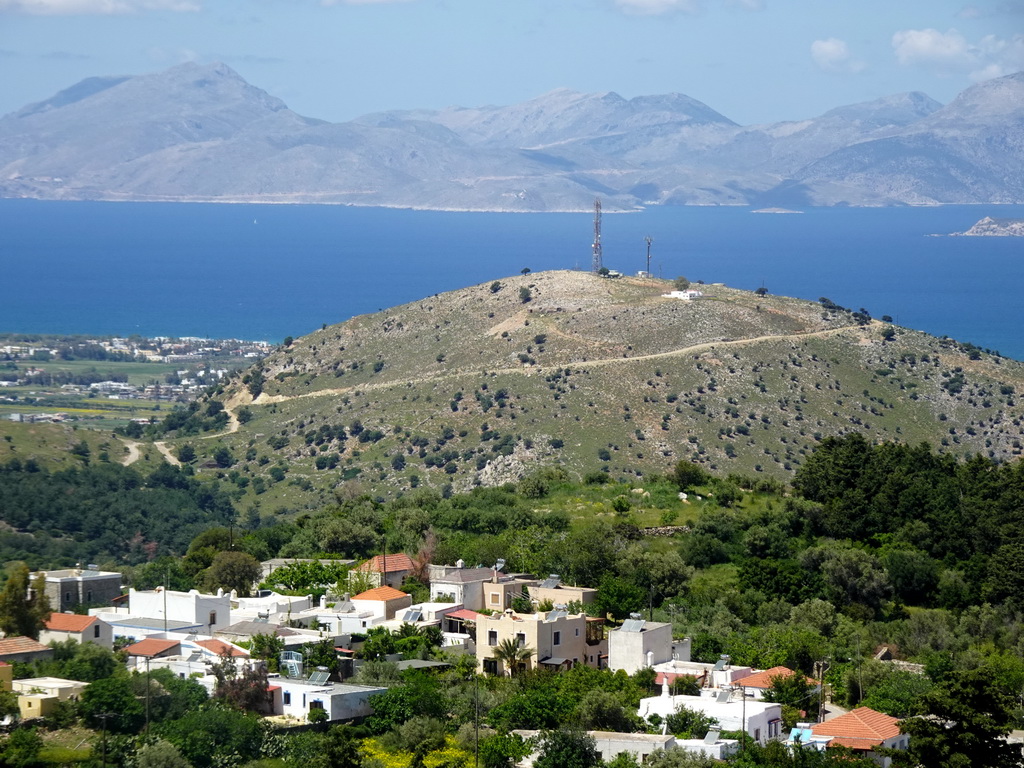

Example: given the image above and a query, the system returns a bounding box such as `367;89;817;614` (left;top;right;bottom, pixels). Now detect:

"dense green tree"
80;676;145;734
0;563;50;639
480;732;532;768
595;575;646;621
664;705;717;739
533;729;601;768
1;727;43;768
199;550;261;596
135;738;191;768
156;704;266;768
763;671;819;727
894;668;1019;768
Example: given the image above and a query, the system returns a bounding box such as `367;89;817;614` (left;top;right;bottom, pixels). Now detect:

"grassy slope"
147;271;1024;513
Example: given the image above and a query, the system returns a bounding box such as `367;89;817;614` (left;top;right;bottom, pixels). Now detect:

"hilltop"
147;271;1024;511
2;62;1023;209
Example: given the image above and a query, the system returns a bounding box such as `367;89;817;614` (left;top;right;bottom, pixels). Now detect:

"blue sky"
1;0;1022;125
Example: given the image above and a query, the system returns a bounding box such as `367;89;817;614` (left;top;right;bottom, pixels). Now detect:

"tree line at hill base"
2;433;1024;765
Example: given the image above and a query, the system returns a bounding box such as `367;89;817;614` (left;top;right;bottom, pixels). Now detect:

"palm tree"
492;637;533;677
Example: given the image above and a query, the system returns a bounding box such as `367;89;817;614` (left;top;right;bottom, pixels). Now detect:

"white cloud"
892;28;971;68
810;38;866;73
613;0;700;13
892;27;1024;80
612;0;762;13
0;0;198;12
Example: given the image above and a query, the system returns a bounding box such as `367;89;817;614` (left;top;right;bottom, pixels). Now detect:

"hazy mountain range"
1;62;1022;211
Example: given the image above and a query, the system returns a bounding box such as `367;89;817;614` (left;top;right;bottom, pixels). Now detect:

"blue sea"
2;199;1023;358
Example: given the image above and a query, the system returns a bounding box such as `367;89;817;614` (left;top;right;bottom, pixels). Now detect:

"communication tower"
644;235;653;275
591;198;603;273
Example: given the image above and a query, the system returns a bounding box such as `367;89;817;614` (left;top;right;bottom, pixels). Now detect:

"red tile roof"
124;638;180;657
45;613;98;633
356;554;414;573
811;707;901;750
655;671;702;686
352;586;410;601
447;609;482;622
0;637;50;656
194;639;248;658
732;666;816;689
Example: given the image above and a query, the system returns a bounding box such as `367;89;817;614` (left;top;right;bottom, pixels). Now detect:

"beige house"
40;613;114;649
476;608;605;675
13;677;87;720
481;576;537;613
529;574;598;607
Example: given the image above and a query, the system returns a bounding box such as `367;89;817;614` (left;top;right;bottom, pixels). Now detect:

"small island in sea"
951;217;1024;236
751;207;803;214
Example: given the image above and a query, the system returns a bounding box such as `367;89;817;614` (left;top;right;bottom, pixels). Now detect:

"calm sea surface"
2;200;1023;358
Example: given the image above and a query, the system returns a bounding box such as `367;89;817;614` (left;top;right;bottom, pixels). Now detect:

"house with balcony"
476;608;604;675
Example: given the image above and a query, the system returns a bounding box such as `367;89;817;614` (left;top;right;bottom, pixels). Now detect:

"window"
64;592;71;604
310;700;324;711
483;658;498;676
488;630;498;647
575;628;579;636
553;631;561;646
86;590;93;602
754;728;761;743
208;610;217;627
284;692;291;705
490;592;500;605
93;624;100;638
515;633;526;648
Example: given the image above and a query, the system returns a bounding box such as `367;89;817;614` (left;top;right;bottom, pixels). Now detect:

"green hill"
152;270;1024;511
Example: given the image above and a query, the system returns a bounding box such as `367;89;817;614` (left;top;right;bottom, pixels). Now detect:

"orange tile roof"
811;707;901;750
195;639;248;658
124;638;180;657
0;637;50;656
45;613;98;633
732;666;816;689
356;554;414;573
352;586;410;601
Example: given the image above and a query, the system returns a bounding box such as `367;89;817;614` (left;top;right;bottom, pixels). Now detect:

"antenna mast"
592;198;603;273
644;235;653;275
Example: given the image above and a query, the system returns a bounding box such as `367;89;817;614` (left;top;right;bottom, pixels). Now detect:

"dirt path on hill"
154;441;181;466
247;321;874;410
118;439;141;466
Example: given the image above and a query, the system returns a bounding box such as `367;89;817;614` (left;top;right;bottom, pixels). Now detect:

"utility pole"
740;686;746;752
474;673;480;768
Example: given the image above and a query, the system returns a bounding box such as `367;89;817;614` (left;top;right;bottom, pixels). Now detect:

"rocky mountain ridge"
1;63;1022;210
